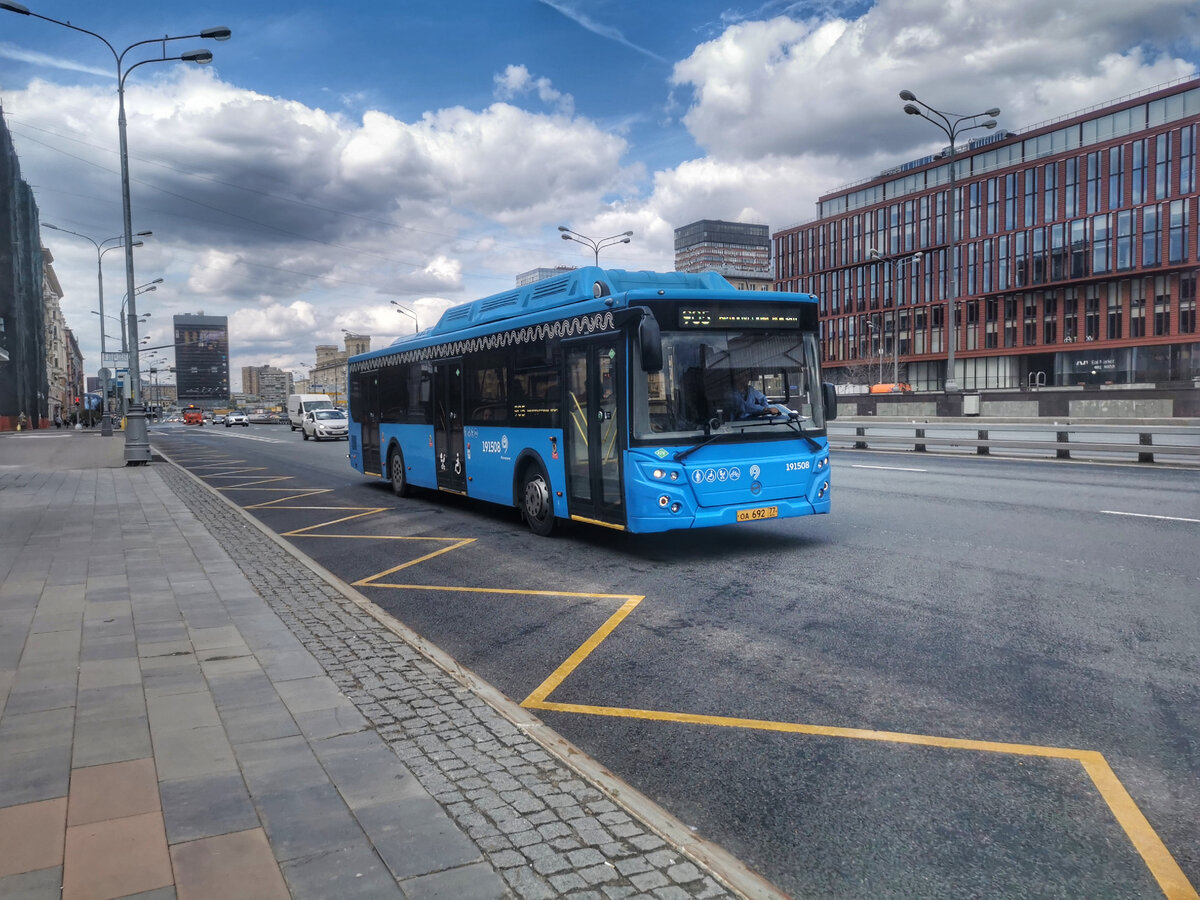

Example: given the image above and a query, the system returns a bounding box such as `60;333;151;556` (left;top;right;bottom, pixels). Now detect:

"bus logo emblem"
750;465;761;480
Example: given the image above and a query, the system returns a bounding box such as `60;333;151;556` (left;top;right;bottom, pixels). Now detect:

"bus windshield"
631;329;825;442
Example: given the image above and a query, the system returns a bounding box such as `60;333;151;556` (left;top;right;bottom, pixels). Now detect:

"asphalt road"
152;422;1200;899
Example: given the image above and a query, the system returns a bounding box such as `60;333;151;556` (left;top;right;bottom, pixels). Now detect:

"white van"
288;393;334;431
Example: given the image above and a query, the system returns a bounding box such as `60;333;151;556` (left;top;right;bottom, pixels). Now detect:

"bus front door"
433;360;466;493
564;339;624;528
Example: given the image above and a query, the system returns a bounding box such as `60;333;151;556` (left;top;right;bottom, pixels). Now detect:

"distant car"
182;407;204;425
225;412;249;427
302;408;349;441
248;412;276;424
212;413;226;425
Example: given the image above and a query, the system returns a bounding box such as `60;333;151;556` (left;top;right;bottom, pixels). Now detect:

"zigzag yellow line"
174;449;1196;898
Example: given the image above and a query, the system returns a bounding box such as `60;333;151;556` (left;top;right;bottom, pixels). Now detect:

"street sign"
102;352;129;369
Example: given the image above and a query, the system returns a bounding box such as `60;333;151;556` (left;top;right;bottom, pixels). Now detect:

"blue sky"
2;0;1197;386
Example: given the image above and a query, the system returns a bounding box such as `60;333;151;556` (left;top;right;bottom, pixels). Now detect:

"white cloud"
671;0;1199;163
493;64;575;116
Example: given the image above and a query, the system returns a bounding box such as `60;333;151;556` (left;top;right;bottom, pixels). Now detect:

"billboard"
174;314;230;403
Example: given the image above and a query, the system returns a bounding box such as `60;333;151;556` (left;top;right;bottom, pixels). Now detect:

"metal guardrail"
827;420;1200;465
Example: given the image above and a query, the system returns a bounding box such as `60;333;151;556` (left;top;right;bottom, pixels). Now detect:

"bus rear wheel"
521;464;556;536
389;447;410;497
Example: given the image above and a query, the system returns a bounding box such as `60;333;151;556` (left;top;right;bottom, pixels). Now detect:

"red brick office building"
773;77;1200;390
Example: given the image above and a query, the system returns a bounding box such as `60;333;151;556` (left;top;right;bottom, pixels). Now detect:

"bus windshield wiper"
673;423;728;462
773;404;822;451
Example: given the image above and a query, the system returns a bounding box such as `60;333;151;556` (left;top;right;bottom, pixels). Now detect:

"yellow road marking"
173;449;1197;898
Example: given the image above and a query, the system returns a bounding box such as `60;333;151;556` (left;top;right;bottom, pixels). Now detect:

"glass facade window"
1143;206;1161;267
1132;139;1148;204
1168;199;1190;264
1130;281;1146;338
1086;151;1102;214
1092;214;1111;274
1181;270;1197;333
1156;134;1172;200
1064;157;1078;217
1107;284;1123;340
1183;125;1197;194
1023;168;1037;227
1108;146;1125;210
1154;276;1171;336
1115;211;1135;271
1045;162;1059;221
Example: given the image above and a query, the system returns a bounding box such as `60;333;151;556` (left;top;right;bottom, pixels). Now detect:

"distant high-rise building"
516;265;577;286
242;365;291;409
674;219;773;290
173;314;229;405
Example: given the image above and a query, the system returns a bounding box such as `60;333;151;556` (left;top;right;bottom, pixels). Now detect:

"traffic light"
74;396;80;405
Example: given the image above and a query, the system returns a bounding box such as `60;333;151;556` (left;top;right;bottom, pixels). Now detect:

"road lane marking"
850;464;927;472
1101;510;1200;524
162;445;1197;899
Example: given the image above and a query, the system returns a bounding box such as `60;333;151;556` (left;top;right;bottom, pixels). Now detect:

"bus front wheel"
389;447;410;497
521;465;556;537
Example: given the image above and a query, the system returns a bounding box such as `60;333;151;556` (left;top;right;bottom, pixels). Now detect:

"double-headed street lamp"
4;1;231;463
390;300;419;333
557;225;633;265
899;90;999;394
42;223;150;434
869;249;924;388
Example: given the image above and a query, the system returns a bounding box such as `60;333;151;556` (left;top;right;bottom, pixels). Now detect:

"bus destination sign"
679;304;801;329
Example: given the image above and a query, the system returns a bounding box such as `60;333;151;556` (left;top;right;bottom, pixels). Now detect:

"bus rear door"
564;338;625;528
433;359;466;493
359;373;381;476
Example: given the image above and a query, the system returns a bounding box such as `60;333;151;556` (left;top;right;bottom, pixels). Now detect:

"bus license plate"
736;506;778;522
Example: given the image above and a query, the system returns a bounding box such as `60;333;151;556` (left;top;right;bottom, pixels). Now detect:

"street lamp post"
4;1;231;462
869;249;924;387
42;223;149;434
390;300;419;332
557;226;633;265
899;90;999;394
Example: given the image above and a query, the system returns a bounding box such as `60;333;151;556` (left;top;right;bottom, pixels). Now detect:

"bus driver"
731;371;780;419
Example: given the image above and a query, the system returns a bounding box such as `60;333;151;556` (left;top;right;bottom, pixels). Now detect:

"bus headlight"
653;469;665;479
658;495;670;508
817;480;829;498
670;502;681;513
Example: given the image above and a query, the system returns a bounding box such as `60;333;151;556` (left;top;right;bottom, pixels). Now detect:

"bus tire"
521;463;556;537
388;447;410;498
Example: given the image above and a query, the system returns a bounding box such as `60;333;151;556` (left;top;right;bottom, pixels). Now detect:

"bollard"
915;428;926;452
977;429;989;455
1138;432;1154;464
1057;430;1070;459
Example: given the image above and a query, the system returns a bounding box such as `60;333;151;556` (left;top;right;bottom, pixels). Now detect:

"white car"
225;412;249;427
302;409;348;441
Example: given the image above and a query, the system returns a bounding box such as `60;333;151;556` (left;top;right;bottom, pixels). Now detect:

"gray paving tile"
274;675;345;714
207;671;279;711
280;842;404;900
141;662;207;699
313;731;429;809
236;735;329;794
147;691;221;732
77;657;142;690
18;630;80;664
256;648;325;682
0;744;71;806
399;861;509;900
160;771;261;845
0;706;75;754
0;865;64;900
219;701;301;746
0;682;76;716
75;684;146;722
152;724;238;781
291;704;368;741
354;796;483;879
252;782;370;862
71;713;152;768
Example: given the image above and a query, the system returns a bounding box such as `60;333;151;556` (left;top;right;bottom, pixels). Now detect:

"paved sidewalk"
0;430;759;900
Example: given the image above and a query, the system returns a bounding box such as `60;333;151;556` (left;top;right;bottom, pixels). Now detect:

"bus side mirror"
638;313;662;372
822;382;838;421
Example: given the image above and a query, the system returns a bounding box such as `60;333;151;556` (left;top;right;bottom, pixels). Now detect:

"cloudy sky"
2;0;1197;389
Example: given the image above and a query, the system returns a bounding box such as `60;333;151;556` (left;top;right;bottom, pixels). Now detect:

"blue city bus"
347;267;837;535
